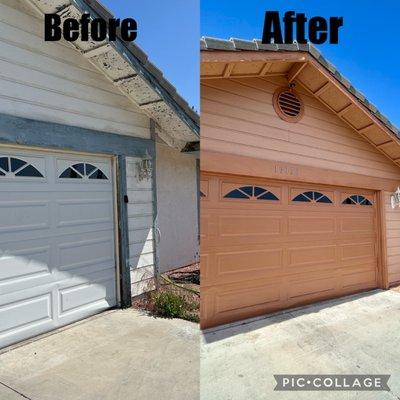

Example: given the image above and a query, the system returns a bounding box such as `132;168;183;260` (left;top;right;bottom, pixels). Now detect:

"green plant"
152;291;187;319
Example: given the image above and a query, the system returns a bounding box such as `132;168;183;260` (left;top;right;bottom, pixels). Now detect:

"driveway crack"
0;381;33;400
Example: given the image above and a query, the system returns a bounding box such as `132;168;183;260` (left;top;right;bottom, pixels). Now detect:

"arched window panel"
342;195;372;206
59;163;108;180
224;185;279;201
0;157;43;178
292;191;332;203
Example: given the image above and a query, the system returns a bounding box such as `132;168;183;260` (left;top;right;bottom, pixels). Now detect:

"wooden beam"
313;81;330;96
337;103;353;117
287;62;307;83
377;140;393;148
223;63;235;78
358;124;375;134
83;43;111;58
259;62;272;76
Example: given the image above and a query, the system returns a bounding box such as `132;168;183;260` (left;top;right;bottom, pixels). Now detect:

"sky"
100;0;199;111
201;0;400;127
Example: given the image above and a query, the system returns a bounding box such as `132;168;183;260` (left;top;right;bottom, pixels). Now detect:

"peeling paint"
116;75;161;105
92;48;136;80
34;0;70;13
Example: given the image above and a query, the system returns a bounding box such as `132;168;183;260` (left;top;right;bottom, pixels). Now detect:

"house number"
274;165;299;176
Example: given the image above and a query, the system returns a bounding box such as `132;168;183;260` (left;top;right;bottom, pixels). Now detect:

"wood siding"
126;157;156;296
201;76;400;287
0;0;150;138
201;77;400;180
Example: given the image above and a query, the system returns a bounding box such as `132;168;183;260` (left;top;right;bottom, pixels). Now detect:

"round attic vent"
273;88;304;122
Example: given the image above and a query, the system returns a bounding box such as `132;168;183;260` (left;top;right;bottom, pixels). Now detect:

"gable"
201;37;400;169
0;0;150;138
22;0;199;150
201;75;400;181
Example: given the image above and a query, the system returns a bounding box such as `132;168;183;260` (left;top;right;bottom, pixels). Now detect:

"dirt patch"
132;263;200;323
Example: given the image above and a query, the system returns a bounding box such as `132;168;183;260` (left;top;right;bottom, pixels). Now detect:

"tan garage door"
200;174;379;328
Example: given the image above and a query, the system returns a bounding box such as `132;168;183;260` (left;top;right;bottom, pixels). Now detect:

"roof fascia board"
201;50;308;63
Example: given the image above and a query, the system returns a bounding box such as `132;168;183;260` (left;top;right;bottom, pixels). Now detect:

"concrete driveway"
201;289;400;400
0;309;199;400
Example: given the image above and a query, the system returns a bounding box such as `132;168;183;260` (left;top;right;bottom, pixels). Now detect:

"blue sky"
100;0;199;111
201;0;400;127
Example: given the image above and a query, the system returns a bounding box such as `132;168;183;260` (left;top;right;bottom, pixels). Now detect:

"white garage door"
0;149;117;349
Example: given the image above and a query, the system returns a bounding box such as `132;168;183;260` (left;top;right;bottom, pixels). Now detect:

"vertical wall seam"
150;119;160;285
117;155;132;307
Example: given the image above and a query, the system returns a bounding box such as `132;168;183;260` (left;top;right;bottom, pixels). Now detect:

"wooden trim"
260;62;272;76
287;62;307;83
308;57;400;149
313;81;330;96
377;190;389;289
201;72;286;80
116;155;132;308
223;63;235;78
201;150;400;192
201;51;308;63
337;103;354;117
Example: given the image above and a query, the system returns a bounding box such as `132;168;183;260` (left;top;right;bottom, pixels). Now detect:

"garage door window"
59;163;108;180
342;195;372;206
292;191;332;203
224;185;279;201
0;156;43;177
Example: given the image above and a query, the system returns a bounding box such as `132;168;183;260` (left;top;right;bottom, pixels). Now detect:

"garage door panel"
339;242;376;263
340;216;375;233
219;214;283;237
287;244;336;269
58;273;116;316
57;237;114;272
201;174;378;328
341;269;377;290
211;248;283;285
0;200;50;233
288;216;335;235
203;279;283;327
216;282;281;314
56;199;113;227
0;248;53;297
0;293;52;336
287;275;336;302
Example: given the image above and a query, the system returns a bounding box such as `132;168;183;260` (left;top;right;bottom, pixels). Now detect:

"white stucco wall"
156;143;199;273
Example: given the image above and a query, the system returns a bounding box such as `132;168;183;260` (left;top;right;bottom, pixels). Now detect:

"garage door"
0;149;117;348
201;174;378;328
